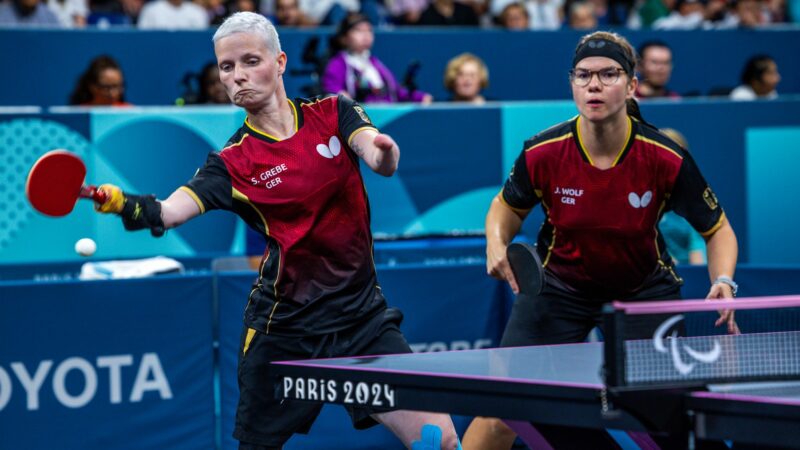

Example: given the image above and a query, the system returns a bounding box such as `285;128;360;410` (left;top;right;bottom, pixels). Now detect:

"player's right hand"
487;242;519;294
95;184;125;214
706;282;741;334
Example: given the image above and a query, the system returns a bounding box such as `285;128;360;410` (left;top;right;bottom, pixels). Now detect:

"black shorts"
500;281;683;347
233;307;411;448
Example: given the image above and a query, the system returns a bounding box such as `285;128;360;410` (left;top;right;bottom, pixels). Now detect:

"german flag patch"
354;105;371;124
703;187;719;210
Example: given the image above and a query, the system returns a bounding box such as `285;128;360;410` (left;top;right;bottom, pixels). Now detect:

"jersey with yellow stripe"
182;94;383;335
502;116;724;300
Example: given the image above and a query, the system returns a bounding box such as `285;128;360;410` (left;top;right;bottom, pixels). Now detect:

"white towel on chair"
79;256;184;280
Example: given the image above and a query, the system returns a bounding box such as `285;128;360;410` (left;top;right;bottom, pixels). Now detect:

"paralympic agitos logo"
653;315;721;375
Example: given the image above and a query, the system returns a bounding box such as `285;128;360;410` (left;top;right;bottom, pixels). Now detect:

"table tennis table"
272;297;800;448
273;342;799;448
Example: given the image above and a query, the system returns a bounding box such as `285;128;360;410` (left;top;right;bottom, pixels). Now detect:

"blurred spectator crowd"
0;0;792;107
0;0;792;267
0;0;797;29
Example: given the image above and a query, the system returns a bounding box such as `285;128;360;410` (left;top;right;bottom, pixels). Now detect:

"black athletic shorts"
234;306;411;449
500;275;683;347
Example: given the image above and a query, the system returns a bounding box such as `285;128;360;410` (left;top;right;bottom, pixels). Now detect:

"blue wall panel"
745;127;800;264
1;29;799;107
2;261;800;449
0;275;216;450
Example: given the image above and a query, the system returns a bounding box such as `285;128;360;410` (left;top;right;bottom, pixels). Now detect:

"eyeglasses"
569;68;626;87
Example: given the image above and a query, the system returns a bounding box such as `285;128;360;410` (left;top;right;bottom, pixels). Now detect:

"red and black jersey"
182;95;381;335
502;116;725;300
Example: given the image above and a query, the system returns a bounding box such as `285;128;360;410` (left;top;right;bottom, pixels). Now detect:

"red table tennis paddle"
506;242;545;296
25;150;107;217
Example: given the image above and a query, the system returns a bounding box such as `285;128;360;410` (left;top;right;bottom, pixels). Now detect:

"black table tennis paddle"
506;242;545;296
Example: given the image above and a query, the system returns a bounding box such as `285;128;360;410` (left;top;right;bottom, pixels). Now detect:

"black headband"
572;39;634;75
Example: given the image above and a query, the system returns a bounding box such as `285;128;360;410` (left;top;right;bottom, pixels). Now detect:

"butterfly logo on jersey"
628;191;653;208
316;136;342;159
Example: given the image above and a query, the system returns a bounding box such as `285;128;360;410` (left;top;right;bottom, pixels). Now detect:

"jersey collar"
573;115;636;168
244;99;303;143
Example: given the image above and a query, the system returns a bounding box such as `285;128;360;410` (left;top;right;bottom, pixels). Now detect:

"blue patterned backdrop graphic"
2;100;800;263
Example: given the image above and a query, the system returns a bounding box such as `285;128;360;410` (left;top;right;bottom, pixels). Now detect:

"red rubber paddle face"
26;150;87;217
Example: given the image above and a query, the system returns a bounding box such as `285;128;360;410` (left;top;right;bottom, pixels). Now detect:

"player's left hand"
706;283;740;334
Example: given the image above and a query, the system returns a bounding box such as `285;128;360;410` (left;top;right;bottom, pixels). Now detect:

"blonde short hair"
213;12;282;56
443;53;490;91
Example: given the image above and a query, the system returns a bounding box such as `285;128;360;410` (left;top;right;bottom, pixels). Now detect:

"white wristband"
713;276;738;297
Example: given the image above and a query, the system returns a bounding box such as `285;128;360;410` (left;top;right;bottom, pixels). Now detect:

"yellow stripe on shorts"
242;328;257;356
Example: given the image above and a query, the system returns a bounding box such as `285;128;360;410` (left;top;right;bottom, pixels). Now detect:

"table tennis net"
604;296;800;387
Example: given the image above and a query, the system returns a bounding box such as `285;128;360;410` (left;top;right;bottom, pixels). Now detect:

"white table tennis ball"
75;238;96;257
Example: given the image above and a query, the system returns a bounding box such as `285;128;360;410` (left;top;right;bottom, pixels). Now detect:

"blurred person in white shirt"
730;55;780;100
652;0;704;28
492;0;564;29
568;0;599;27
137;0;209;29
47;0;87;26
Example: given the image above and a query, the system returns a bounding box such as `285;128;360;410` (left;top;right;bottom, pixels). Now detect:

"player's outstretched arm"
160;189;202;228
350;128;400;177
705;217;738;297
485;195;525;294
95;184;200;236
704;217;739;333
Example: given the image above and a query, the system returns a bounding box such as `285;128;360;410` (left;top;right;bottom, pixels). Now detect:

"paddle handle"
80;185;108;204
